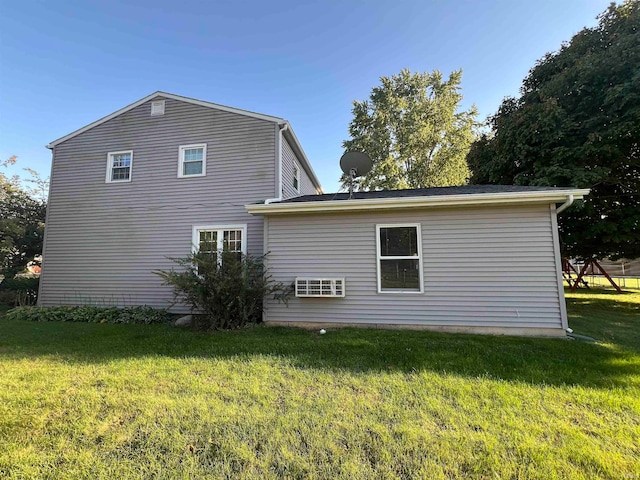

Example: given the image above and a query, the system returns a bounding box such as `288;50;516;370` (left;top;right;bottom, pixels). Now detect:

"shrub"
155;251;291;330
4;305;174;324
0;276;39;306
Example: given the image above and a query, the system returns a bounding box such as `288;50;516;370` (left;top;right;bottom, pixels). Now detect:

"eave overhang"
246;189;590;215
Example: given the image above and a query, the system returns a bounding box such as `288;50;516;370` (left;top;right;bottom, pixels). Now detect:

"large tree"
343;69;478;190
468;1;640;260
0;157;47;279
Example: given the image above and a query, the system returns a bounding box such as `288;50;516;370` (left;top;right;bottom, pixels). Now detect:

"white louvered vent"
295;277;345;298
151;100;165;116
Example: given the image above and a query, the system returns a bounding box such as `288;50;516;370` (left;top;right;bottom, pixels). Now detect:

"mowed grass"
1;292;639;479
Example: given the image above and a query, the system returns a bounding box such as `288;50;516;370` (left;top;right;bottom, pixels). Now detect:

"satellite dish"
340;152;373;177
340;151;372;198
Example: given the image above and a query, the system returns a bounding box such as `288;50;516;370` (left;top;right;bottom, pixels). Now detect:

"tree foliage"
468;1;640;260
155;251;291;330
0;276;40;306
343;69;479;191
1;157;47;278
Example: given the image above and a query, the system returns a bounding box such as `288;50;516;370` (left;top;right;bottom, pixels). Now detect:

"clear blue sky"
0;0;610;193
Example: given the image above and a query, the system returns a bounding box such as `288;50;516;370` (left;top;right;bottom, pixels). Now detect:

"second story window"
179;144;207;178
293;162;300;192
106;151;133;183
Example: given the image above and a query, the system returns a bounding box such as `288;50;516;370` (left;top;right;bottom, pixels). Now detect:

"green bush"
4;305;174;324
155;251;291;330
0;276;39;306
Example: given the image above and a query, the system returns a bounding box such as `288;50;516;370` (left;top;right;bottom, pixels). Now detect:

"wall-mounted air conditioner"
295;277;345;298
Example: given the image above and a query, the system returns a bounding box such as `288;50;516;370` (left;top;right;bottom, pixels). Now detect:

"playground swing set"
562;258;623;293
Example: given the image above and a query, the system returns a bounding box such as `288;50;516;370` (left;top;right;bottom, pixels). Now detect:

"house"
38;92;322;308
247;186;588;337
39;92;589;336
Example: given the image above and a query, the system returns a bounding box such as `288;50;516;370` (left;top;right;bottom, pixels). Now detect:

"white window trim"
375;223;424;294
105;150;133;184
293;160;301;193
178;143;207;178
192;224;247;255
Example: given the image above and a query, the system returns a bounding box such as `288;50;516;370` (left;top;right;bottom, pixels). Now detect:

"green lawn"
1;291;639;479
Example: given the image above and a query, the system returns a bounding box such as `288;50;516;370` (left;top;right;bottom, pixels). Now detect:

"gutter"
555;194;574;214
264;123;288;205
247;189;590;215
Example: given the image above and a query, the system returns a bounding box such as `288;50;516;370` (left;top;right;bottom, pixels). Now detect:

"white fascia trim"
46;91;285;148
246;189;590;215
281;124;324;194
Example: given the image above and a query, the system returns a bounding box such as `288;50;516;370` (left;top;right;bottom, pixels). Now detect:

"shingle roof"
279;185;572;203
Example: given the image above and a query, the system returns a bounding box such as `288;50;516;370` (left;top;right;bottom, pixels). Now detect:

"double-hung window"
193;225;246;265
376;224;423;293
179;144;207;177
106;151;133;183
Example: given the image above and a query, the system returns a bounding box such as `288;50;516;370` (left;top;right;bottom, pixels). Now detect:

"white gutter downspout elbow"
264;123;288;205
556;194;574;214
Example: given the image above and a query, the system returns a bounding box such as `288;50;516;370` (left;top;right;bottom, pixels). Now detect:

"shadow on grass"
1;316;638;390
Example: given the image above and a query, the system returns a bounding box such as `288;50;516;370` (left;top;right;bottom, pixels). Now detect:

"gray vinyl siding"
281;138;317;199
264;204;564;329
39;96;276;309
298;163;317;196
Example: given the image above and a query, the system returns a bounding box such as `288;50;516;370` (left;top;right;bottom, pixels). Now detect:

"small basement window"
376;224;423;293
106;150;133;183
151;100;165;116
295;278;345;297
179;144;207;177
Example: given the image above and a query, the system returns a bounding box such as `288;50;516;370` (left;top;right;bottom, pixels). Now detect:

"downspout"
556;194;574;214
554;193;574;335
265;123;288;205
261;123;288;325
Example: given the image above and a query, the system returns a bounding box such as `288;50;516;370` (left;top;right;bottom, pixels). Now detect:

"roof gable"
46;91;285;149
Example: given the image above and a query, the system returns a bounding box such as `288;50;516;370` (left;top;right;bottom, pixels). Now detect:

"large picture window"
106;150;133;183
376;224;423;293
179;144;207;177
